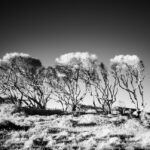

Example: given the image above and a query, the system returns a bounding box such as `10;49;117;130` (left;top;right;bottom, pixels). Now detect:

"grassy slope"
0;104;150;150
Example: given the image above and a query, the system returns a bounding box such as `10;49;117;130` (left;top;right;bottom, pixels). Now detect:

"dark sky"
0;0;150;107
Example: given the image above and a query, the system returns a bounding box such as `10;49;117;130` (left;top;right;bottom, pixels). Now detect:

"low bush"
12;107;64;116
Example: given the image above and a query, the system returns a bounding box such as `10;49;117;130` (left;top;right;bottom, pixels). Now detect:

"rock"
132;110;141;118
108;137;121;145
110;116;127;126
77;114;97;126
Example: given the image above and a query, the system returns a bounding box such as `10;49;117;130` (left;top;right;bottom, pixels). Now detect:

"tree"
54;52;97;112
110;55;145;111
19;67;53;109
0;55;26;106
88;62;118;114
0;52;52;109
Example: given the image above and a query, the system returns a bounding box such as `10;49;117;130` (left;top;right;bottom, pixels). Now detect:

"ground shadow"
0;120;30;131
12;107;64;116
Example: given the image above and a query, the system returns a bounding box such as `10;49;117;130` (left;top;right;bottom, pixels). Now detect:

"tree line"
0;52;145;114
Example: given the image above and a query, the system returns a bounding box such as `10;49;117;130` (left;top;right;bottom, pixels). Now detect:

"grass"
0;130;9;150
0;103;150;150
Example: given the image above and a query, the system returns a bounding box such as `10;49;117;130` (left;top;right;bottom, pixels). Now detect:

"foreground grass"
0;104;150;150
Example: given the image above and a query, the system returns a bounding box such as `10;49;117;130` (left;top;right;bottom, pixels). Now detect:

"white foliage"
110;54;145;84
56;52;97;70
2;52;30;62
110;55;140;69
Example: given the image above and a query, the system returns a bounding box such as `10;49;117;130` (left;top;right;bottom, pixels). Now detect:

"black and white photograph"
0;0;150;149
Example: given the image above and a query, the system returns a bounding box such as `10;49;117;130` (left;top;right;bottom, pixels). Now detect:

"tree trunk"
72;104;77;112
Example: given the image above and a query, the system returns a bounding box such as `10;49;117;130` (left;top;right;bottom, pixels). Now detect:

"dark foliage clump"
12;107;64;116
0;120;30;131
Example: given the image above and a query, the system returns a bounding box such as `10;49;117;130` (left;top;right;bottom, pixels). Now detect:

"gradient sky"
0;1;150;108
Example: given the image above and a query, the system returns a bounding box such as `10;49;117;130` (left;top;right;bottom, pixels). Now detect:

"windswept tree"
0;53;31;105
0;52;53;109
19;66;54;109
88;62;118;114
110;55;145;111
54;52;97;112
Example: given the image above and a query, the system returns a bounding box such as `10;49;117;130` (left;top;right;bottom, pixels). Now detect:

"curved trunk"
72;104;77;112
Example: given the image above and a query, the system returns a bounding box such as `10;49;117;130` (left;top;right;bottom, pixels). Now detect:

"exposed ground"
0;104;150;150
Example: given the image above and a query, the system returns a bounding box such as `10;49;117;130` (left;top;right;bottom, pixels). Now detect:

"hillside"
0;104;150;150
